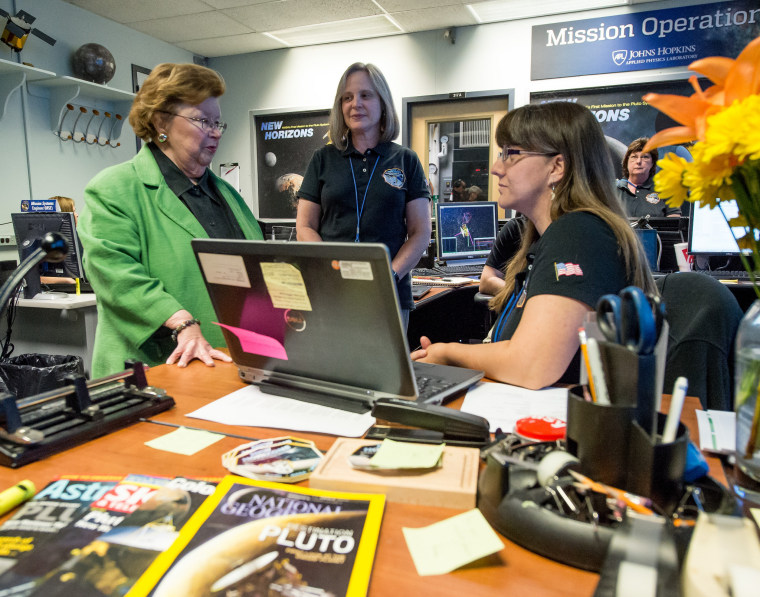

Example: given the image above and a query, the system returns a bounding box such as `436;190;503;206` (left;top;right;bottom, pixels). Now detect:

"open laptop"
193;239;484;413
435;201;499;275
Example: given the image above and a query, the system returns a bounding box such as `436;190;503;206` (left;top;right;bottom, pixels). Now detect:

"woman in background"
413;102;656;389
79;63;263;377
617;137;680;218
296;62;430;328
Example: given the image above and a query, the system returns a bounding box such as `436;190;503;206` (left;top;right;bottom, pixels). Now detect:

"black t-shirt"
297;140;430;308
617;179;681;218
495;211;631;384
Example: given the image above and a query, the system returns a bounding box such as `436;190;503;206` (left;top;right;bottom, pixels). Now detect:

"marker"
662;377;688;444
0;480;36;517
585;338;610;405
75;278;81;295
578;328;597;402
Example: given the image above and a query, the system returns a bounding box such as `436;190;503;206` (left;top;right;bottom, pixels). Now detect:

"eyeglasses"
159;111;227;134
498;147;559;161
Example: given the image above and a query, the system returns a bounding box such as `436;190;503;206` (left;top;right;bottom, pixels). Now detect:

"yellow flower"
653;152;689;207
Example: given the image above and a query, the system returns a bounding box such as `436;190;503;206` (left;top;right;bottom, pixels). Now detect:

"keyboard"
414;372;461;403
701;269;754;281
412;265;484;277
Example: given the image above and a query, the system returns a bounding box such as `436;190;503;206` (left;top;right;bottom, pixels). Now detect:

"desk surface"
0;362;721;596
17;293;96;309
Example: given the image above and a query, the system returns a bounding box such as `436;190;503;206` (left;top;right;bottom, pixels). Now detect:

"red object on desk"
515;416;567;441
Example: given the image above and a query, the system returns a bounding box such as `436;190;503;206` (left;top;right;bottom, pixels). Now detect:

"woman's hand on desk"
411;336;450;365
165;311;232;369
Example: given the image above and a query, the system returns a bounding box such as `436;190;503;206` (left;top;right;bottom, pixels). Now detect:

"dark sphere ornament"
71;43;116;84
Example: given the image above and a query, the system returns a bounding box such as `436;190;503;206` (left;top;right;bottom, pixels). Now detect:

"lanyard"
492;259;534;342
349;154;380;242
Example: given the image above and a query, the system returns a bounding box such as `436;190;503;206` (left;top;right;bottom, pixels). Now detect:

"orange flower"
642;35;760;153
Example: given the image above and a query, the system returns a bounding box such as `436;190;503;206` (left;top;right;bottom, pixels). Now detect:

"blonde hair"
490;102;656;312
129;63;225;142
52;196;75;212
328;63;399;150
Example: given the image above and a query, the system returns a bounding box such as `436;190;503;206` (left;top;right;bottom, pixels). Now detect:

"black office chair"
656;272;743;411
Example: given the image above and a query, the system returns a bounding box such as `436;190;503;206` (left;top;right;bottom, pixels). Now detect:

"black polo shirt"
617;178;681;218
149;142;245;239
297;140;430;308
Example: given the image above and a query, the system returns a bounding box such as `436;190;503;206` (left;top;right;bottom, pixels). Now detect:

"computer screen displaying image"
435;201;498;265
688;201;747;256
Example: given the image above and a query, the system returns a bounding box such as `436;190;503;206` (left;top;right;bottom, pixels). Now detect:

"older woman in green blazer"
79;63;263;378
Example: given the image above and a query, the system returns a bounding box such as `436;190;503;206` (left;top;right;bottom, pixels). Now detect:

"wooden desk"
0;363;722;596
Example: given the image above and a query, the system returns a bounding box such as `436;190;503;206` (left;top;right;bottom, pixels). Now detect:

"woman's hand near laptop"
165;309;232;368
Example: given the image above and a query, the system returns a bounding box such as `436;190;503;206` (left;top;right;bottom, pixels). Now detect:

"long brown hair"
490;102;656;312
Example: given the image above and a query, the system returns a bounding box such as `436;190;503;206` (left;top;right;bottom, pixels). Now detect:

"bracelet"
171;318;200;343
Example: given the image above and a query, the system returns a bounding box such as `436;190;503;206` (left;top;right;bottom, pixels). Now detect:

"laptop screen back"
688;201;745;256
192;239;417;401
435;201;498;264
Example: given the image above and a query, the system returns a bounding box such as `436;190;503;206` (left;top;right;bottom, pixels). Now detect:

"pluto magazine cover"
128;475;386;597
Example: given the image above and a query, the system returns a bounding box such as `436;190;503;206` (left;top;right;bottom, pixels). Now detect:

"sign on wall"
251;109;330;220
531;79;702;178
531;0;760;80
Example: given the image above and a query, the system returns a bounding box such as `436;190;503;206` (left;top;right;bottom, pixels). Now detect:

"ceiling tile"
270;14;401;47
391;6;478;32
128;11;252;43
222;0;381;32
63;0;212;24
376;0;465;10
176;32;286;57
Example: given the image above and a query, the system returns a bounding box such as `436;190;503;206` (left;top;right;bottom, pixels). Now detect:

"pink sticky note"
214;322;288;360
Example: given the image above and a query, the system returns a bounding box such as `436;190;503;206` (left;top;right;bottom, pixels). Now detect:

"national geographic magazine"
128;475;386;597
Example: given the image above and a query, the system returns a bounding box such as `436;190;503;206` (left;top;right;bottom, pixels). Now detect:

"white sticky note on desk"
402;509;503;576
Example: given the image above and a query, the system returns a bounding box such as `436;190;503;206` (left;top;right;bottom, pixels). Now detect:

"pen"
585;337;610;405
662;377;688;443
577;328;597;402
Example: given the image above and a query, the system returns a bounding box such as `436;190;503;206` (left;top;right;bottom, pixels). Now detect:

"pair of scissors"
596;286;663;356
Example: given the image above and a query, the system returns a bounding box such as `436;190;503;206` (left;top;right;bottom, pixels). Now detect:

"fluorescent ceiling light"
468;0;628;23
268;14;402;48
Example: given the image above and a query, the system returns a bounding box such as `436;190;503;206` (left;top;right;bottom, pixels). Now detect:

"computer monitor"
11;212;86;298
629;216;689;272
688;201;745;256
435;201;498;266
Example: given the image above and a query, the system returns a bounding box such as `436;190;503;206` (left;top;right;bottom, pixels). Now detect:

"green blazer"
78;145;263;378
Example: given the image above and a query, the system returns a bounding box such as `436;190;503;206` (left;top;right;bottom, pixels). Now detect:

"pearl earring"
157;133;168;143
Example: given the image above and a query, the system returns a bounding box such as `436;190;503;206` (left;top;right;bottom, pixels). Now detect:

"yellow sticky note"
145;427;224;456
369;439;444;469
260;262;312;311
751;508;760;528
402;509;504;576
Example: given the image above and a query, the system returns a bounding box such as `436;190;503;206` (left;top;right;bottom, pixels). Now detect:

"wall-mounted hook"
84;109;100;145
96;112;111;146
108;114;123;147
71;106;88;143
55;103;75;140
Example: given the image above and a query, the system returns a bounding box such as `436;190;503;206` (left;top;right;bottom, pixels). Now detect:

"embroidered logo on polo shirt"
645;192;661;204
383;168;405;189
554;262;583;279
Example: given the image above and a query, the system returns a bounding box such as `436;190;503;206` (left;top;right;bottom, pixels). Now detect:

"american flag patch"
555;262;584;278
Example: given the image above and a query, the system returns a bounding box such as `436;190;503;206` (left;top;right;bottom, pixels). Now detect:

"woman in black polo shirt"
412;102;657;388
296;63;431;329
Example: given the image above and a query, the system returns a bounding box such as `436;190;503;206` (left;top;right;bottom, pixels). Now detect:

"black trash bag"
0;354;85;399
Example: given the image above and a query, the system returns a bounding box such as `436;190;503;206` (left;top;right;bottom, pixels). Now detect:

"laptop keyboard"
412;265;484;277
415;372;460;403
700;269;754;281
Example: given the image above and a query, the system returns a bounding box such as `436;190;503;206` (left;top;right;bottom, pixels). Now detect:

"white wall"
209;0;721;218
0;0;194;260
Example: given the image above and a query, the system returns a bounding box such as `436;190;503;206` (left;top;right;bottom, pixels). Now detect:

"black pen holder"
627;414;688;515
566;388;635;489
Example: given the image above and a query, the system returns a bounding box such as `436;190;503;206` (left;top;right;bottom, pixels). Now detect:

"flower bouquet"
642;34;760;490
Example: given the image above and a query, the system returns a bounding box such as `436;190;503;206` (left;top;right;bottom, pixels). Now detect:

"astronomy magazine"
128;475;386;597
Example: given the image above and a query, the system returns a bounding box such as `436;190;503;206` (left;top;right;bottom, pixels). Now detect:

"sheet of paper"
187;385;375;437
695;410;736;454
460;382;568;433
369;439;444;469
144;427;224;455
402;509;504;576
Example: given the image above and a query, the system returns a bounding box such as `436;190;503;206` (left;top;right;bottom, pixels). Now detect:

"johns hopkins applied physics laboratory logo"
612;49;628;66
